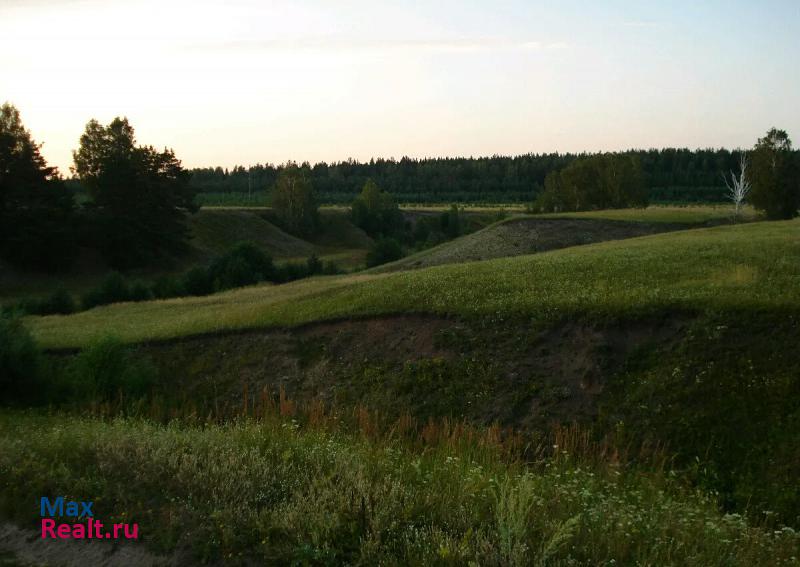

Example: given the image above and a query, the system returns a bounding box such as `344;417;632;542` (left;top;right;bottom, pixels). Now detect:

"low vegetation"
1;411;797;565
27;219;800;348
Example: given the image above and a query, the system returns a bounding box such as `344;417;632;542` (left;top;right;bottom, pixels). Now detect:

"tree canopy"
187;149;759;204
0;102;76;270
270;164;319;236
749;128;799;220
533;154;647;213
351;179;404;237
72;117;197;268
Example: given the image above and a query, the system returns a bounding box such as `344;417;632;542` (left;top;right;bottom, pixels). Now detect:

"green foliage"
73;117;197;268
750;128;800;219
0;317;43;405
151;275;185;299
189;149;755;205
0;102;77;271
1;413;797;564
366;237;402;267
306;253;322;275
208;241;275;292
351;179;403;237
128;280;153;302
81;271;132;310
270;164;319;236
602;313;800;525
64;336;157;402
439;204;462;238
182;266;213;296
534;154;647;212
8;288;76;316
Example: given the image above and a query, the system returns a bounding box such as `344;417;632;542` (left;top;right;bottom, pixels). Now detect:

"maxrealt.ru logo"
40;497;139;540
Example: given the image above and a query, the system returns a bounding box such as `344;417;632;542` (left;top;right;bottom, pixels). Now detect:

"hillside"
376;205;760;273
373;217;690;273
28;219;799;349
0;209;374;303
6;217;800;562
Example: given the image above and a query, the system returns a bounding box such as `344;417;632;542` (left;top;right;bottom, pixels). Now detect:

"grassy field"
535;204;760;224
26;219;800;349
4;209;800;564
372;215;706;273
1;411;797;565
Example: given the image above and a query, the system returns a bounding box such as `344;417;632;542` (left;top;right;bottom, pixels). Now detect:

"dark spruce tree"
0;103;77;271
72;117;197;268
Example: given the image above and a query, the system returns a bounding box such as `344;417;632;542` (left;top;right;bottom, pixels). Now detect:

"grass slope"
27;219;800;349
373;216;697;273
1;412;797;565
0;209;373;304
188;209;317;259
535;204;760;224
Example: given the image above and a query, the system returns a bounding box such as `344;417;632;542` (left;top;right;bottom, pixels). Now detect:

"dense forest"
187;149;760;204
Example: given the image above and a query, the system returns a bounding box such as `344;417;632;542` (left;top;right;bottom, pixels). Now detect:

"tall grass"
0;410;797;565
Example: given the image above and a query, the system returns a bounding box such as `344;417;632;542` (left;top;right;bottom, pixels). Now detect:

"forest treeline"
186;149;764;203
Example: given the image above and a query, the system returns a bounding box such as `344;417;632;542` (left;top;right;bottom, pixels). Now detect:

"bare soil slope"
141;314;687;430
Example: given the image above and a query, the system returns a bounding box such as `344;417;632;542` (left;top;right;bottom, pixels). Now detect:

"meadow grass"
1;410;797;565
534;204;760;223
27;219;800;349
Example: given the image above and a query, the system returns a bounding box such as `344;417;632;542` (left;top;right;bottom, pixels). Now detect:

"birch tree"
724;153;751;222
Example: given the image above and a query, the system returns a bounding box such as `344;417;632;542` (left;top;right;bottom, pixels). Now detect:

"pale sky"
2;0;799;173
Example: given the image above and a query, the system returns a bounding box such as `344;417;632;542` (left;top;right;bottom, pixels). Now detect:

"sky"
1;0;799;173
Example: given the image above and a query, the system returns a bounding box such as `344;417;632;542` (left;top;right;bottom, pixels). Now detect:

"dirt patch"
140;314;689;429
0;522;167;567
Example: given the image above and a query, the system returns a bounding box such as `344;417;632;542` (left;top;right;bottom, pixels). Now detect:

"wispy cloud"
621;20;661;28
190;37;569;54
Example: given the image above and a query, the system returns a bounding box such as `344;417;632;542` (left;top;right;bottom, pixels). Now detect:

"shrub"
66;336;157;402
0;316;43;404
322;260;342;275
81;271;131;310
128;281;153;302
366;237;403;267
306;254;322;275
182;266;213;296
208;242;275;291
277;262;309;283
11;288;75;316
151;275;185;299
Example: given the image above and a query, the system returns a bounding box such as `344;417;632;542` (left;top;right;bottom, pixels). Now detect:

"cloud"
621;21;661;28
189;37;569;54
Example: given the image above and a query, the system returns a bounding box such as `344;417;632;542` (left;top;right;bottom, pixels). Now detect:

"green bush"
306;253;322;275
11;288;75;316
151;275;185;299
81;271;131;310
128;280;153;302
208;242;275;291
366;237;403;267
182;266;212;296
66;336;158;402
0;316;43;404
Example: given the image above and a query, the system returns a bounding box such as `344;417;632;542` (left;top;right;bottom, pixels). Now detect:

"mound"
188;209;316;259
375;217;693;273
